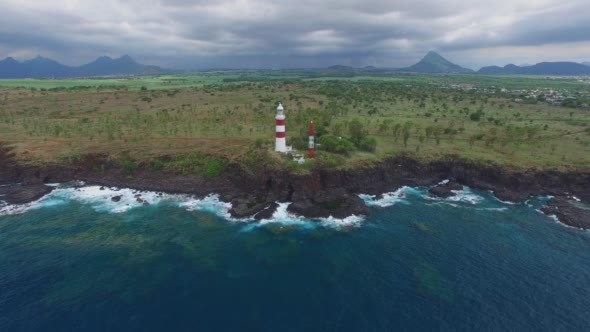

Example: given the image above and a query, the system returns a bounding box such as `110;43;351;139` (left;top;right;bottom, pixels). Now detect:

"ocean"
1;183;589;331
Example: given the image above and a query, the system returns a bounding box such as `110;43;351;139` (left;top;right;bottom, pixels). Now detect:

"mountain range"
0;52;589;78
0;55;168;78
478;62;590;75
324;52;590;75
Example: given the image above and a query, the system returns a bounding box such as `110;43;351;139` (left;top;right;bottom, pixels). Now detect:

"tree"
348;118;367;147
403;129;410;147
470;111;482;121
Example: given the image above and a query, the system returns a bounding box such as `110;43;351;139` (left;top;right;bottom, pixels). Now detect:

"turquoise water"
1;184;589;331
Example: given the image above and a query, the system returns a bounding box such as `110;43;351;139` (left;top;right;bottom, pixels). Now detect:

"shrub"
166;152;228;178
115;154;138;173
319;135;355;155
359;136;377;152
254;138;264;148
470;112;482;121
316;151;346;168
204;157;228;178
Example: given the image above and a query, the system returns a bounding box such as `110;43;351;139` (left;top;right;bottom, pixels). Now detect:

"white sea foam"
0;201;36;215
254;203;309;226
424;186;484;205
0;185;227;216
48;186;171;213
447;188;484;205
319;214;364;228
359;187;411;207
245;202;364;230
178;194;234;220
1;184;363;230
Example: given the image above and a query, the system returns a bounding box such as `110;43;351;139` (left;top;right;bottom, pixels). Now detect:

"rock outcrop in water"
0;184;54;204
0;148;589;227
428;181;463;198
541;197;590;229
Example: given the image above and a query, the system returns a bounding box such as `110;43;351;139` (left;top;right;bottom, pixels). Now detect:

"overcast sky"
0;0;589;69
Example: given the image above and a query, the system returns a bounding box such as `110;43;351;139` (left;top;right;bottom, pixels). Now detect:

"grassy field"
0;72;589;171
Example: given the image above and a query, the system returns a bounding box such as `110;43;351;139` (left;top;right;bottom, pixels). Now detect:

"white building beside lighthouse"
275;102;287;152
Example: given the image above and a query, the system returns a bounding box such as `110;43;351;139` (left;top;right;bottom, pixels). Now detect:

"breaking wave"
242;202;364;231
0;184;364;230
424;186;484;205
359;186;417;207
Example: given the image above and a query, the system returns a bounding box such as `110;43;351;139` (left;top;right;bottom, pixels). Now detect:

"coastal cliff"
1;149;588;229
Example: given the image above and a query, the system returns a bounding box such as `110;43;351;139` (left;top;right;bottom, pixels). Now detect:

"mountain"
0;57;24;78
0;55;168;78
400;51;474;74
478;62;590;75
23;56;73;77
77;55;164;76
477;64;520;75
583;62;590;67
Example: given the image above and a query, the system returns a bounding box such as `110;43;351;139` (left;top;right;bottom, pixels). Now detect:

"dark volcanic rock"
493;189;530;203
136;196;148;205
111;195;122;202
288;189;368;219
541;197;590;229
254;202;279;220
229;195;267;218
428;181;463;198
0;184;53;204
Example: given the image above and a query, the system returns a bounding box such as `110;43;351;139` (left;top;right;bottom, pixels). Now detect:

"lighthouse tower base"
275;137;287;152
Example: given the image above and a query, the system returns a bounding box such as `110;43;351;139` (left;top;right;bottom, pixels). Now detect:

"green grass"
165;152;228;178
0;72;588;171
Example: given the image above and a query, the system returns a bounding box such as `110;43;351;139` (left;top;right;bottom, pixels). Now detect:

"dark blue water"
1;185;589;331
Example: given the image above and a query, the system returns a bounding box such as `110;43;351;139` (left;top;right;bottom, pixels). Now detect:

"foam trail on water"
479;207;508;212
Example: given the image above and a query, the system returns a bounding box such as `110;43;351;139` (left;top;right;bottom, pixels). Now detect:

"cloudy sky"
0;0;589;69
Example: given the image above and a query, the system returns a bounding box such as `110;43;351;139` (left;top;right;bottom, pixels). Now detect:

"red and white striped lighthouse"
275;102;286;152
308;121;315;159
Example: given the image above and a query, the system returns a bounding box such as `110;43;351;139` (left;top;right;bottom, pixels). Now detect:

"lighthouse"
275;102;287;152
308;121;315;159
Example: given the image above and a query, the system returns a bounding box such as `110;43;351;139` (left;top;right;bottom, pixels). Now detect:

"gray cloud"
0;0;588;69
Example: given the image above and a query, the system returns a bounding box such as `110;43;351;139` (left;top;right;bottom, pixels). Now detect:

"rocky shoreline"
0;151;589;229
